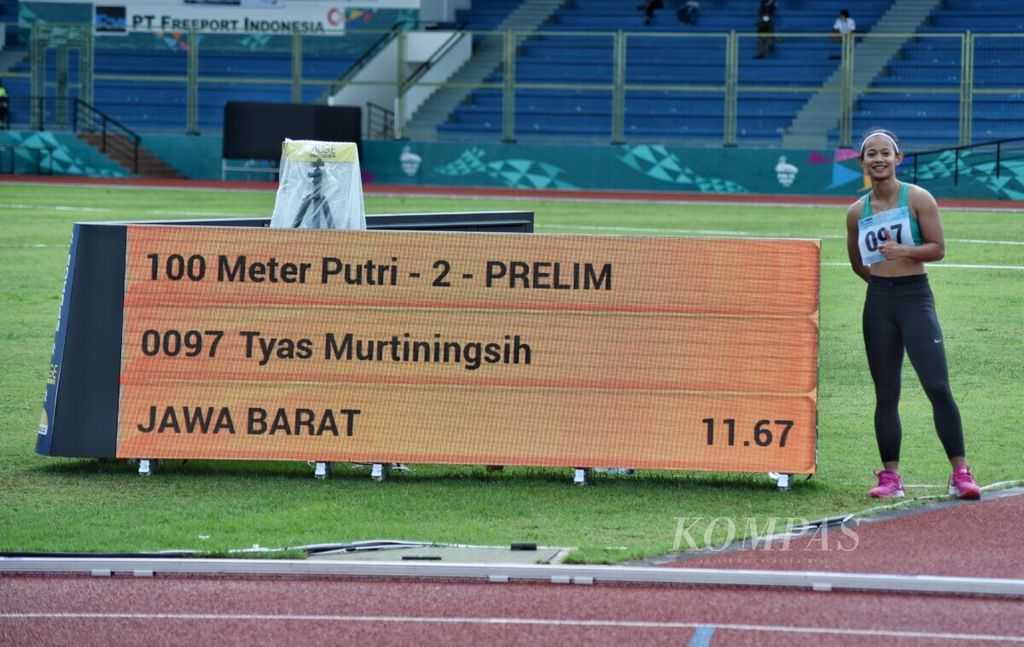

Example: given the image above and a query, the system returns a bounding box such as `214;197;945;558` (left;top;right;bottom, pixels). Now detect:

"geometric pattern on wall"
0;131;128;177
618;144;749;193
435;146;578;189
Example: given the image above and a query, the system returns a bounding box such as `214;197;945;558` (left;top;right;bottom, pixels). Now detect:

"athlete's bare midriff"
869;257;925;277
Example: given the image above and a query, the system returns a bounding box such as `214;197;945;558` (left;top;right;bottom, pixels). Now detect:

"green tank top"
862;182;924;245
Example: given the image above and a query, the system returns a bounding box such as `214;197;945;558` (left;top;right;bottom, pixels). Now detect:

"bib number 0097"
862;222;904;251
858;206;916;266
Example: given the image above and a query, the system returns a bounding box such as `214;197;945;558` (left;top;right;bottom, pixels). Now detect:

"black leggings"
862;274;965;463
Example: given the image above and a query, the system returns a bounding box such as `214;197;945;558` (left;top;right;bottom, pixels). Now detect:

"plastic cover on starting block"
269;139;366;230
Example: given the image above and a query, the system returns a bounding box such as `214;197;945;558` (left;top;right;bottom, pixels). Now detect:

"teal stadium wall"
7;131;1024;201
189;136;1024;202
1;131;130;177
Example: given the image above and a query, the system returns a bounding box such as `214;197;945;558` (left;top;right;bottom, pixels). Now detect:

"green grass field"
1;183;1021;562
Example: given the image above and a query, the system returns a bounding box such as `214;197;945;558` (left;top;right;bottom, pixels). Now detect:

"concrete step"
76;132;185;178
404;0;567;137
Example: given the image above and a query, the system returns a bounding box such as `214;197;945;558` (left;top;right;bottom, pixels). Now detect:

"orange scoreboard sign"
117;225;820;474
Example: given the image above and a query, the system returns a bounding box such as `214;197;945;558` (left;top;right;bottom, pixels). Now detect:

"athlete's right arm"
846;200;871;282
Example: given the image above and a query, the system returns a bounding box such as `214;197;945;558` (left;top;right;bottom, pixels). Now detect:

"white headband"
860;132;900;155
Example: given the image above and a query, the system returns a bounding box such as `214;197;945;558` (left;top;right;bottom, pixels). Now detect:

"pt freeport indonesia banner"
93;0;421;35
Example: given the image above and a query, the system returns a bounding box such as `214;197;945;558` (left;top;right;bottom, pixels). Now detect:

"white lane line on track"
0;205;262;218
0;244;67;248
540;224;784;237
0;209;1019;248
0;203;112;212
953;238;1024;246
821;262;1024;271
0;181;274;193
364;190;1024;212
538;224;1024;246
142;209;268;217
364;191;849;207
2;612;1021;641
4;182;1023;210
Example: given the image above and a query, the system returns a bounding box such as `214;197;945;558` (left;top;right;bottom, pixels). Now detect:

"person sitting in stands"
830;9;856;60
0;79;8;129
637;0;664;26
678;0;700;26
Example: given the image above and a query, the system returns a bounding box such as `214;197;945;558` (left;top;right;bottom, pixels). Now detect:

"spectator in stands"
755;0;776;59
678;0;700;26
637;0;663;26
0;79;8;129
830;9;856;59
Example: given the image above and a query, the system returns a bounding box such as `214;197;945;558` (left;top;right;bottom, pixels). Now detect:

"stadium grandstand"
0;0;1022;185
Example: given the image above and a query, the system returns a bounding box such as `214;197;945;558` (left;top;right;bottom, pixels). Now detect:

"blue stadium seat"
450;0;1020;146
438;0;896;144
86;41;357;132
455;1;523;31
860;4;1023;148
38;0;1018;147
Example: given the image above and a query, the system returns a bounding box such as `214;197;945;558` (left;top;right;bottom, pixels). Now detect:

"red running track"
2;573;1023;646
3;494;1024;646
663;490;1024;580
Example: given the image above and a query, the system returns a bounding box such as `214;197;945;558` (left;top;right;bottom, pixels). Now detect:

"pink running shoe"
869;469;904;498
949;467;982;500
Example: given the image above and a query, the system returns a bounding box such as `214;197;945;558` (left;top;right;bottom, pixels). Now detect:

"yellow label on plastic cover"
280;139;358;163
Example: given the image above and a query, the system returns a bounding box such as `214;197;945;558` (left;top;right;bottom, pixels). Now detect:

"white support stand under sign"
371;463;389;482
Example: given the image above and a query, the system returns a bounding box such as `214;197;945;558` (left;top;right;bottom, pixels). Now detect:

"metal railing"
318;28;1024;148
4;95;140;173
905;136;1024;186
401;24;469;95
366;102;395;141
12;25;1024;149
327;21;419;97
72;98;141;174
0;144;53;175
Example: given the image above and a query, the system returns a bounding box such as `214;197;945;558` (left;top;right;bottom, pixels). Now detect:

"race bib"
858;206;916;266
